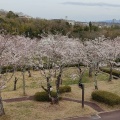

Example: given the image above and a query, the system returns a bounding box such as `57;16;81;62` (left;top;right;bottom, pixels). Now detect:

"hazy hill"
101;19;120;23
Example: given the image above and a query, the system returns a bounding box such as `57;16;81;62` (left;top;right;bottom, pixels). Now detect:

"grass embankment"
1;67;120;119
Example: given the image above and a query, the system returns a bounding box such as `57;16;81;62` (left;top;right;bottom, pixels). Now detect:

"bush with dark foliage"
34;91;62;102
59;86;71;94
92;90;120;106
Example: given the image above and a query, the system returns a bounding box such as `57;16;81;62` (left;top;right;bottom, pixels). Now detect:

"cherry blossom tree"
91;37;120;81
30;35;72;103
0;32;119;109
0;34;38;115
84;36;120;84
0;34;15;115
8;35;36;95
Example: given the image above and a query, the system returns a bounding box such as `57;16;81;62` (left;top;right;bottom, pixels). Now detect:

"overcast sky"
0;0;120;22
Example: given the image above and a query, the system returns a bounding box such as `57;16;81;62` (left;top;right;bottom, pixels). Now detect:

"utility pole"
78;83;84;108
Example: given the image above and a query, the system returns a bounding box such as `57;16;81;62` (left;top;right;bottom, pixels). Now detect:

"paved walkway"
3;96;104;112
3;96;34;102
65;110;120;120
63;98;104;112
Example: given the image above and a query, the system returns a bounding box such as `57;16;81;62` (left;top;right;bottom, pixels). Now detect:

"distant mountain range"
100;19;120;23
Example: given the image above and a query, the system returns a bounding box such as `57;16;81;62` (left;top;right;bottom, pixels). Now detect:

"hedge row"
34;86;71;102
0;63;85;74
100;67;120;77
92;90;120;106
0;65;32;74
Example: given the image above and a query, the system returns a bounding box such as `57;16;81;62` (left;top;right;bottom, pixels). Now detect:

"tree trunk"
60;78;62;85
94;71;98;90
22;71;26;95
13;77;18;91
109;62;113;81
89;64;93;77
0;96;5;116
56;75;60;100
56;67;62;101
41;76;54;103
51;97;59;104
28;70;31;77
54;69;57;78
77;64;84;84
41;85;58;104
46;77;51;98
41;66;63;104
79;72;84;84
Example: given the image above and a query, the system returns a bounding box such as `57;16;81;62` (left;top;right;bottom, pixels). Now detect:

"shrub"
115;58;120;62
100;67;120;77
92;90;120;106
59;86;71;94
34;91;61;102
1;65;32;74
1;65;14;74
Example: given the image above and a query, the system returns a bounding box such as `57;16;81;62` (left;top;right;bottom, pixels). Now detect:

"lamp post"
78;83;84;108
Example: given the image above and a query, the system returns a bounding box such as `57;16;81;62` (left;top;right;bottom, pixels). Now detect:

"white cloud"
62;2;120;7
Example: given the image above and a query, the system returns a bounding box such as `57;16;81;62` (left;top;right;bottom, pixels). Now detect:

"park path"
64;110;120;120
3;96;104;112
3;96;34;102
63;97;104;112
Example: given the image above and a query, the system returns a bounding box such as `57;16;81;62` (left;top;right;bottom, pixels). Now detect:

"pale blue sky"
0;0;120;21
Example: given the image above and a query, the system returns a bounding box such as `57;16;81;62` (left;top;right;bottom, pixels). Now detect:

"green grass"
63;79;79;85
81;71;91;83
3;67;112;93
62;69;109;86
62;68;90;85
95;71;109;81
29;81;39;88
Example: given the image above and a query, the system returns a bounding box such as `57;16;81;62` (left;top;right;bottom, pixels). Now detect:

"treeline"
0;10;120;39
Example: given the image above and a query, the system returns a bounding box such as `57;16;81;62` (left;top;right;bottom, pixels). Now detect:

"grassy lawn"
61;67;109;85
1;67;120;119
1;101;96;120
2;67;110;98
